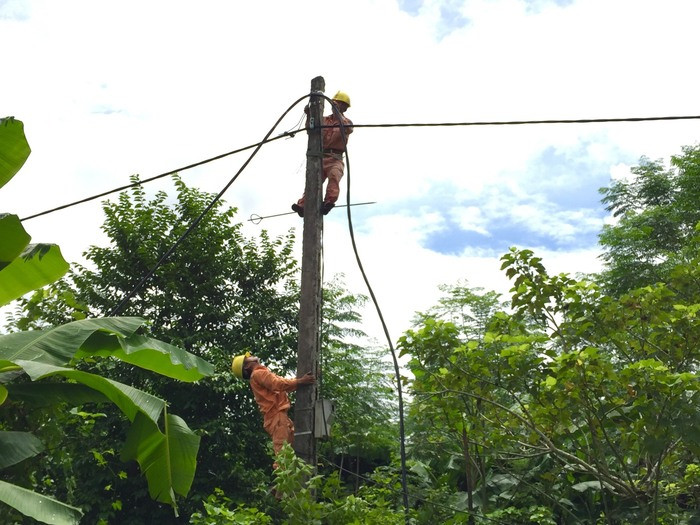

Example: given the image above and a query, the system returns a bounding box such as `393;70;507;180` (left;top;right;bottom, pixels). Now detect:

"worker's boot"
291;204;304;218
321;202;335;215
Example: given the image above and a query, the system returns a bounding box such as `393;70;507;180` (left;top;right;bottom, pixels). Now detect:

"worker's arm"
343;117;354;136
253;368;314;392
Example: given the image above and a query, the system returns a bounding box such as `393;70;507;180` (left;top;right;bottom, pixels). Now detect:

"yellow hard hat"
232;351;251;379
332;91;351;107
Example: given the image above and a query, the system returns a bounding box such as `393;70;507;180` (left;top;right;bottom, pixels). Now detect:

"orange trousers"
263;410;294;466
297;156;344;207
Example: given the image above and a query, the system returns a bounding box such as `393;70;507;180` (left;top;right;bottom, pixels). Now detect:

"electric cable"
107;94;313;317
347;114;700;129
20;113;700;222
20;130;301;222
320;94;411;522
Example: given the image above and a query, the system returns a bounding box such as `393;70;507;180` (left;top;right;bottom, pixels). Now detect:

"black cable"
107;95;312;317
347;114;700;129
320;95;411;522
21;113;700;223
20;131;301;222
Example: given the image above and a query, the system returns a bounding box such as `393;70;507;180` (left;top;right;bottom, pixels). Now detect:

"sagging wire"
108;94;314;317
320;94;411;522
20;113;700;222
20;132;302;222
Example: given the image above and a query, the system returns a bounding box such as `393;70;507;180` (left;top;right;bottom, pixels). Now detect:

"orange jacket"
322;113;353;151
249;366;300;417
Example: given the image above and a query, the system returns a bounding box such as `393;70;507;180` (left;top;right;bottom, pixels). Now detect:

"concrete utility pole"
293;76;325;466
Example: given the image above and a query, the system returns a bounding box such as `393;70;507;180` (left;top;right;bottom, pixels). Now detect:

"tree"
317;276;398;486
400;283;512;522
399;247;700;523
7;173;302;522
598;144;700;295
0;117;213;524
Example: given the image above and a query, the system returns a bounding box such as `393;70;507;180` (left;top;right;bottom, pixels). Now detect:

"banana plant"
0;117;214;524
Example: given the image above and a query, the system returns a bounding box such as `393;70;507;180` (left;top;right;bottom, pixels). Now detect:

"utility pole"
293;76;325;466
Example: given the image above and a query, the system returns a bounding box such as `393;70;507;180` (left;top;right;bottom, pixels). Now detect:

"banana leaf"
0;480;82;525
15;360;165;424
0;431;44;469
122;411;200;512
0;317;144;369
0;117;31;190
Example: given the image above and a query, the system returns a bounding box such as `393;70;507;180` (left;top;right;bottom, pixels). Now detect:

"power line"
108;95;312;316
20;131;301;222
20;113;700;222
323;96;411;522
349;114;700;129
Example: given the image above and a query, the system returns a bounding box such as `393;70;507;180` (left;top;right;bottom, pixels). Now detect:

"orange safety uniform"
249;366;301;461
297;112;353;207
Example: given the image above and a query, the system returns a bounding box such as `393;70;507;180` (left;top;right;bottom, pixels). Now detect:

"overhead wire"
20;101;699;514
19;130;301;222
107;94;313;317
19;113;700;222
320;94;411;522
348;114;700;129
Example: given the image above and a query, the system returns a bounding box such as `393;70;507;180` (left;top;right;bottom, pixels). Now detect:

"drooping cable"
20;113;700;223
322;96;411;522
20;131;301;222
108;95;312;317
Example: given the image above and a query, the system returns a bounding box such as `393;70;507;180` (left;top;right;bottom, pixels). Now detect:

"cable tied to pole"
108;93;317;317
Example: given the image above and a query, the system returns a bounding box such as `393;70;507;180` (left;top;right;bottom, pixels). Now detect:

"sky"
2;0;699;345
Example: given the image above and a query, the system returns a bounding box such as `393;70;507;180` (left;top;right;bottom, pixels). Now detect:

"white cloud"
2;0;699;341
451;205;489;235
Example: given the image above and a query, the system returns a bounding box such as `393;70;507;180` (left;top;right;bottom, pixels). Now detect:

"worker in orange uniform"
232;351;315;467
292;91;353;217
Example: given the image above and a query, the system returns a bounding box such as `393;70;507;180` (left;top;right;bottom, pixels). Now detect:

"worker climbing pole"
293;76;326;466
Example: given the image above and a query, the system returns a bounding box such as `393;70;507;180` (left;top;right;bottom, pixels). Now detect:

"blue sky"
2;0;699;341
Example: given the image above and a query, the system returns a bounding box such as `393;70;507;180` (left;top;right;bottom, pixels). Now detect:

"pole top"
311;76;325;91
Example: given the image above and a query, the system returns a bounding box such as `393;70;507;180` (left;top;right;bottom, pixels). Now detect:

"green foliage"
318;276;398;469
277;445;408;524
189;488;272;524
400;283;512;519
0;117;30;190
6;173;301;521
0;118;213;523
599;144;700;294
400;246;700;522
0;480;83;525
0;318;213;519
188;446;410;524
